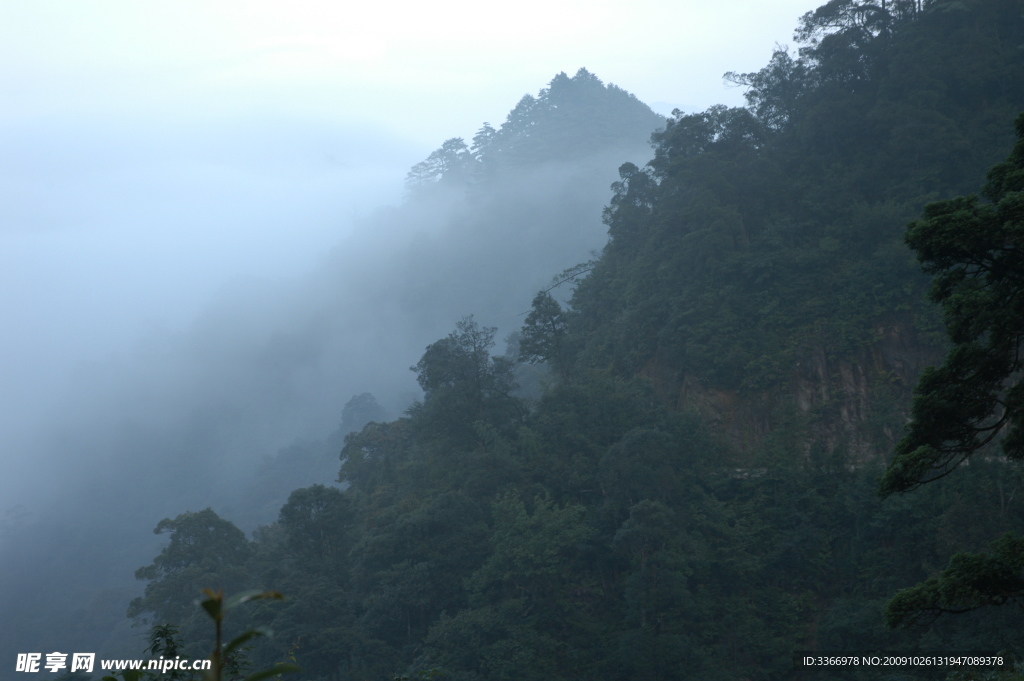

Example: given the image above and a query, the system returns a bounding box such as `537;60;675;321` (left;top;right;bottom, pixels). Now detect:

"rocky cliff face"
644;316;944;463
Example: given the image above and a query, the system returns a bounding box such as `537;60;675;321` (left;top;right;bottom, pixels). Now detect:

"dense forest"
0;66;662;671
70;0;1024;679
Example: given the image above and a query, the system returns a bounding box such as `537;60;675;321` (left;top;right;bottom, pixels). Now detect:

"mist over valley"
0;68;663;665
4;0;1024;678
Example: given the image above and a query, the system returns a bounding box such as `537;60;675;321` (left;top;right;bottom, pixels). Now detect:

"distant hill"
0;69;666;670
120;3;1024;680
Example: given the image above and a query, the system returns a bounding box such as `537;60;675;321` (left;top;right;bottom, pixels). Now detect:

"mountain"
0;69;665;671
567;0;1024;461
30;2;1024;679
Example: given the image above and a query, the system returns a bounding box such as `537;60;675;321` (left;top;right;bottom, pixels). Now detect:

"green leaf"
224;627;273;656
200;590;222;621
224;589;283;611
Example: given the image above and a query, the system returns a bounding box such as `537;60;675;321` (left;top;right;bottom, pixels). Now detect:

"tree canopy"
124;2;1024;677
879;114;1024;629
882;113;1024;496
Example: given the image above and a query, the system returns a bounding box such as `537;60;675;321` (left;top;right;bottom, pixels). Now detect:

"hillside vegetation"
120;2;1024;680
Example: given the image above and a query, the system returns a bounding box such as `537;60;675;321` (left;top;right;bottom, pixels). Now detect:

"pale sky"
2;0;815;141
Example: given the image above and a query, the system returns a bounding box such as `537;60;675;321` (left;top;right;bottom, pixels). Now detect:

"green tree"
423;493;597;680
278;484;352;566
612;500;695;680
410;316;523;447
725;47;808;132
518;291;570;377
339;418;413;493
885;533;1024;627
405;138;476;195
882;113;1024;627
882;113;1024;496
129;509;253;647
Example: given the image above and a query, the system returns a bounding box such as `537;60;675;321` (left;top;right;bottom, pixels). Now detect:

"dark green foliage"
879;114;1024;631
126;2;1024;678
886;533;1024;628
129;509;254;649
338;418;414;493
132;339;1024;680
278;485;352;566
135;510;251;577
408;316;525;451
612;500;696;680
144;625;196;681
883;114;1024;495
518;292;570;374
413;317;513;401
725;49;808;131
566;0;1024;454
106;592;296;681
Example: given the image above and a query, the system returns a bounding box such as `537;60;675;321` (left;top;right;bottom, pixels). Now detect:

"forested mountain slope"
560;0;1024;459
221;66;665;528
0;70;663;673
119;2;1024;680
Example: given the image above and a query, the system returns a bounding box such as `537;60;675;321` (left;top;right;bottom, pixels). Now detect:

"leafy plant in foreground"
103;590;298;681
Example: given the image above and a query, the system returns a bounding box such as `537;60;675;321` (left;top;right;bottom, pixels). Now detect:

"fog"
0;113;417;461
0;0;816;666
